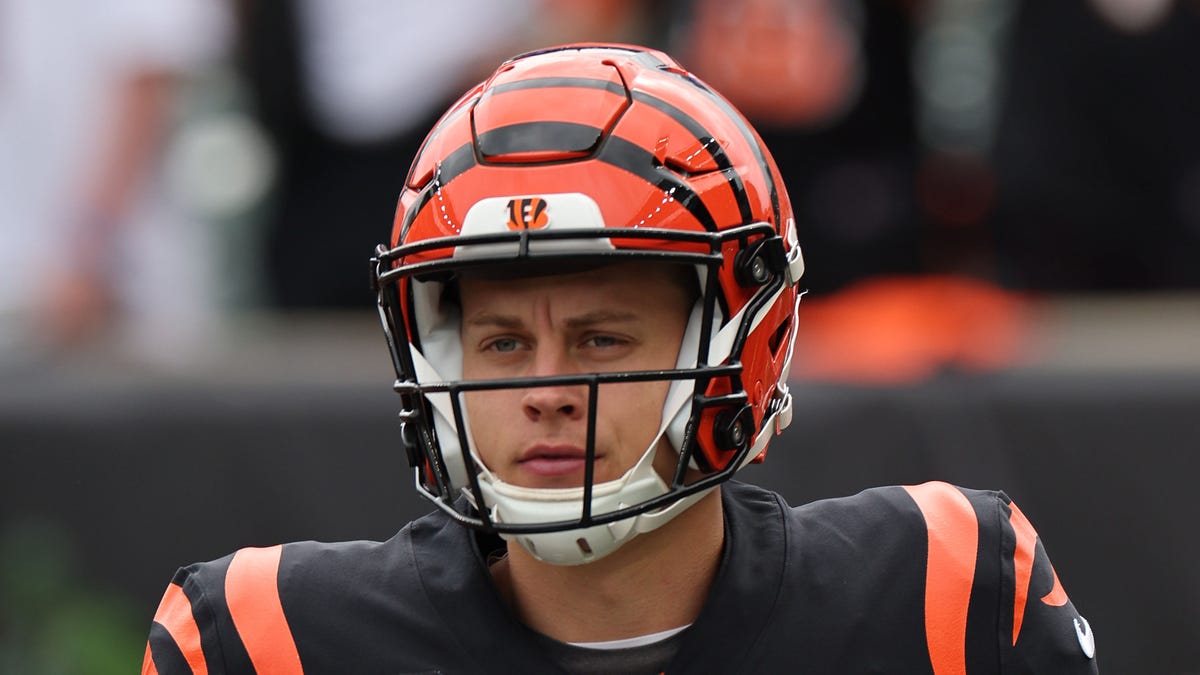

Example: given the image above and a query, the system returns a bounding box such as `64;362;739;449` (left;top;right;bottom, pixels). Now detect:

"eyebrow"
464;309;641;330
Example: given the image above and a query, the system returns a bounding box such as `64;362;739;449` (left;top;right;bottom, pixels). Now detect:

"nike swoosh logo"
1074;616;1096;659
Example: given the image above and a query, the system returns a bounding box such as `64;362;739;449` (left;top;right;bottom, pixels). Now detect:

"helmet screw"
714;406;753;450
749;256;769;284
734;246;775;287
729;419;746;447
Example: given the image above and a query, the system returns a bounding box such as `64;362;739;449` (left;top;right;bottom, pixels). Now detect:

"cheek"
598;379;672;451
462;389;511;462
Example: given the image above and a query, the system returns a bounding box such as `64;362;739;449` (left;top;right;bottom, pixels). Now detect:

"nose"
521;343;587;422
521;383;587;422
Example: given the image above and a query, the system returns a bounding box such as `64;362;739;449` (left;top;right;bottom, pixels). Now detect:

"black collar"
411;481;787;673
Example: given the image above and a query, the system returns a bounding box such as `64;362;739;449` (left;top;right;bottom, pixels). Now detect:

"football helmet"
371;44;804;565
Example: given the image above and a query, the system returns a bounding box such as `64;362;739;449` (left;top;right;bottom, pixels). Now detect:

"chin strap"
481;474;716;566
770;292;804;436
478;378;694;566
489;397;790;567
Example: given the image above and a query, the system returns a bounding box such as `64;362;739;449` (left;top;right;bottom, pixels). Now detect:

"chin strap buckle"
784;245;805;287
774;386;794;434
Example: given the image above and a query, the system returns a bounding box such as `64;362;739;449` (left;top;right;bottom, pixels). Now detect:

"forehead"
457;261;695;316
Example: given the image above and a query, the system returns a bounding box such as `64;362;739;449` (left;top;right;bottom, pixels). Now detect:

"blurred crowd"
2;0;1198;380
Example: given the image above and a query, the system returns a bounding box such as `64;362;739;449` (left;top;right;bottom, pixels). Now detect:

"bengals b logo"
506;198;550;231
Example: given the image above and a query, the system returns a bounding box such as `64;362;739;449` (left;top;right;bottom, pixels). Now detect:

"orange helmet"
371;44;804;564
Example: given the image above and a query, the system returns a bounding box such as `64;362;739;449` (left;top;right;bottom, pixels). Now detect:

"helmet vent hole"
575;538;594;557
768;320;792;358
662;157;688;177
523;538;538;556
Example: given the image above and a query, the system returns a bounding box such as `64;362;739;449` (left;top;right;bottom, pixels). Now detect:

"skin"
459;261;694;489
458;261;725;642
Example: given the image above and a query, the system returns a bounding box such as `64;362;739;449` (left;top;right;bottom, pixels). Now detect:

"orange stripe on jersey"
149;582;207;675
1041;566;1069;606
904;482;979;675
225;546;303;674
1008;501;1038;645
142;642;159;675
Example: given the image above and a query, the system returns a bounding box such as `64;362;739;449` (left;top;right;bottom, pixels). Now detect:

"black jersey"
143;481;1098;674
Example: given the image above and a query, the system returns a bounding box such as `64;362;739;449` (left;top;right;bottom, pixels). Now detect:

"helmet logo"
506;197;550;230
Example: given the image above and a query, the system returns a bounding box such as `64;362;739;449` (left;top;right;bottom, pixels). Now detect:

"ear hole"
523;538;538;556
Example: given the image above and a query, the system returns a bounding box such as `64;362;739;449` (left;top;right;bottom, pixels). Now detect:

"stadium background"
3;1;1199;673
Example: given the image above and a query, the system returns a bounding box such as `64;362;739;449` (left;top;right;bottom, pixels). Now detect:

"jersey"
143;481;1099;674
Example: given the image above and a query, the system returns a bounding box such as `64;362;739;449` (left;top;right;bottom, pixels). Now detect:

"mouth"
518;444;599;478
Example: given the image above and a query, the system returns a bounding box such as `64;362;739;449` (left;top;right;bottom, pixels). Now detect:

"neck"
489;488;725;644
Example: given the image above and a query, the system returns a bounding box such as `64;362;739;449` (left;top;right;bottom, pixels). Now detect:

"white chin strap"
476;446;703;566
476;393;786;566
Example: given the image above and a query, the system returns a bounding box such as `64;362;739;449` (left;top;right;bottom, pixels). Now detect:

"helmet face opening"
371;44;804;564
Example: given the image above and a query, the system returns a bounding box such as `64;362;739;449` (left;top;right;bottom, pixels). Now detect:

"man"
144;44;1098;673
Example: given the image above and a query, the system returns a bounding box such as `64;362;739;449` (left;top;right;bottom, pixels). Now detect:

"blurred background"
2;0;1198;672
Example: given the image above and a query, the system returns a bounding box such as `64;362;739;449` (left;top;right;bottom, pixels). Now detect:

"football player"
144;44;1098;673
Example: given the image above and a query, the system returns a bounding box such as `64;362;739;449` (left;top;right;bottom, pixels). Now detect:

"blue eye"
488;338;520;353
585;335;623;348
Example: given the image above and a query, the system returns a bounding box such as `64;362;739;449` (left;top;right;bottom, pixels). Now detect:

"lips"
518;444;598;478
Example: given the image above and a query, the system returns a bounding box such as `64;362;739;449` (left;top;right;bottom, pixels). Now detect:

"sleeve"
999;496;1099;674
143;567;224;675
902;482;1099;673
143;545;303;674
